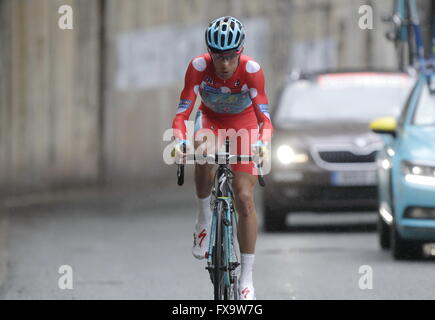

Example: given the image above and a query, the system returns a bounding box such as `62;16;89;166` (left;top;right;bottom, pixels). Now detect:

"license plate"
331;171;377;186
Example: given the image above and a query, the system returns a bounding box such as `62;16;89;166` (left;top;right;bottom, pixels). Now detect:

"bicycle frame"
408;0;425;69
207;163;240;300
384;0;427;71
395;0;408;42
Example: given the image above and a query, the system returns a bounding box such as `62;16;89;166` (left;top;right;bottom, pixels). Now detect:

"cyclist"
171;16;273;300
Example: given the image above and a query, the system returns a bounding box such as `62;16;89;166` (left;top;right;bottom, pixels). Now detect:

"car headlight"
276;145;309;165
401;161;435;186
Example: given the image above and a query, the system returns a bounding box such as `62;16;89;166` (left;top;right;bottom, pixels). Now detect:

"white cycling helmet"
205;16;245;53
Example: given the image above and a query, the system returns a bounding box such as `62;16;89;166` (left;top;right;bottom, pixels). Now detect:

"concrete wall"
0;0;432;195
0;0;101;195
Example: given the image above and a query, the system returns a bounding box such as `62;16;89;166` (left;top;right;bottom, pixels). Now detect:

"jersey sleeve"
246;61;274;144
171;57;204;140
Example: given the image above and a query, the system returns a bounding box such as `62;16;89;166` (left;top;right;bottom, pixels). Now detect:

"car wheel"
263;194;287;232
263;208;287;232
391;223;421;260
262;187;287;232
378;215;391;250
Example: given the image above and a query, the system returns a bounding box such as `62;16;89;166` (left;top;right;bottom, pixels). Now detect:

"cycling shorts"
193;108;259;175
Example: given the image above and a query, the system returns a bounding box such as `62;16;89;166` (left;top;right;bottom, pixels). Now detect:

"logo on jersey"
202;84;221;94
201;90;252;114
235;79;240;87
205;77;213;84
176;99;192;114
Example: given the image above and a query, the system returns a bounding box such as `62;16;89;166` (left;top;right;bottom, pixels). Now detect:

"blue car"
370;72;435;260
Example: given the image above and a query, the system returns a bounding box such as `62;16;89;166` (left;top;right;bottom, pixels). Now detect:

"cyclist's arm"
246;62;273;144
171;58;203;140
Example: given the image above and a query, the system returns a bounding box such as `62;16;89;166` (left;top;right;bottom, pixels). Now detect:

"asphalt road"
0;180;434;300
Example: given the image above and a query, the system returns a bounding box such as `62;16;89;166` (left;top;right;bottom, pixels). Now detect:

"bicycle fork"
206;197;240;288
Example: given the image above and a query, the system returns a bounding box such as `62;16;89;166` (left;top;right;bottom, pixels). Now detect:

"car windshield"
413;83;435;126
275;74;414;124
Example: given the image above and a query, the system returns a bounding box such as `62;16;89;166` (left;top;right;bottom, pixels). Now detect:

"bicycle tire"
213;202;225;300
213;197;237;300
223;183;241;300
229;203;241;300
212;166;242;300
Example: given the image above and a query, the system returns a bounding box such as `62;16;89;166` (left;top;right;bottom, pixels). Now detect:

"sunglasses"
209;48;243;61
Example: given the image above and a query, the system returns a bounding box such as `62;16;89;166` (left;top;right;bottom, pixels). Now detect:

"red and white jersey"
172;53;273;143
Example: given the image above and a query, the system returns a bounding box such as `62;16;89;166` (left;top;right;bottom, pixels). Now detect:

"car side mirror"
369;117;397;137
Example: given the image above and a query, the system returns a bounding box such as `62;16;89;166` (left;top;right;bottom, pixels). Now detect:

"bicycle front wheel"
213;203;225;300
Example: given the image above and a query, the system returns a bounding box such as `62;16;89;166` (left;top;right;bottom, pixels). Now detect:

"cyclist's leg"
191;110;218;259
232;171;257;254
228;121;259;254
193;110;218;198
232;170;257;299
194;144;214;198
191;141;214;259
224;116;259;300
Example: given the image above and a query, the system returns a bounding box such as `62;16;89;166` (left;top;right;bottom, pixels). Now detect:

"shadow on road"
260;223;377;234
284;223;377;233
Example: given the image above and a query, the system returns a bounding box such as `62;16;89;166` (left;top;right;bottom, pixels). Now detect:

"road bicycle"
176;138;265;300
384;0;426;71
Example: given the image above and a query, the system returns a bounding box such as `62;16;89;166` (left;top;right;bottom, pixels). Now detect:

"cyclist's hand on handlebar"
251;140;268;158
172;139;191;164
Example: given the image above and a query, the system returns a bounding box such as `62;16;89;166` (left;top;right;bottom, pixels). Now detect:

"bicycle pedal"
228;262;240;271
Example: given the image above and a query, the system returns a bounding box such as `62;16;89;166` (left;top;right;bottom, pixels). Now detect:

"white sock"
240;253;255;286
196;195;212;226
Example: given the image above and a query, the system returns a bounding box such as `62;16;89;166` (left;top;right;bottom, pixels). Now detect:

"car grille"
295;186;377;201
318;151;376;163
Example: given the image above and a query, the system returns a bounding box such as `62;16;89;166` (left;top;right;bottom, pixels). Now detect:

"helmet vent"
235;31;240;44
214;31;218;45
220;34;225;47
228;31;233;44
222;24;227;31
